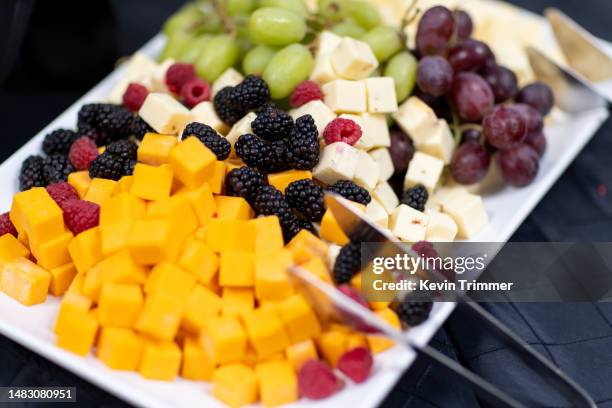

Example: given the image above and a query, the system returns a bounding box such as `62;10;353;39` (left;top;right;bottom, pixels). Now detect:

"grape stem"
211;0;234;34
399;0;420;49
451;110;463;147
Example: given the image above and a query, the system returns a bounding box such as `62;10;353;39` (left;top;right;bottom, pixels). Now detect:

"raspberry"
182;122;231;160
165;63;196;94
0;213;17;237
233;75;270;112
226;166;267;202
323;118;362;146
337;285;379;333
122;83;148;112
333;242;361;284
285;115;320;170
337;284;369;309
68;137;98;170
285;179;325;222
77;104;134;141
62;199;100;235
43;155;75;184
290;80;323;108
181;78;211;108
46;182;79;209
298;360;343;400
130;116;154;140
412;241;455;280
337;348;374;383
19;155;46;191
252;108;294;141
252;185;300;242
42;129;78;156
327;180;371;205
395;300;433;327
235;134;289;174
213;87;242;125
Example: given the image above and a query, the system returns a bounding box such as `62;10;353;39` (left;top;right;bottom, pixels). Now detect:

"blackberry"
251;108;294;141
78;125;113;147
401;184;428;211
19;155;46;191
226;166;267;201
42;155;75;184
233;75;270;112
77;103;133;141
89;152;128;181
131;116;154;140
42;129;78;156
252;185;299;242
297;219;317;236
285;115;320;170
182;122;231;160
235;134;289;174
333;241;361;284
285;179;326;222
395;300;433;327
327;180;371;205
213;87;242;125
105;140;137;161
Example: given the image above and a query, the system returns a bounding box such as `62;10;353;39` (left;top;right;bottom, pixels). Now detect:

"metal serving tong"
288;194;596;408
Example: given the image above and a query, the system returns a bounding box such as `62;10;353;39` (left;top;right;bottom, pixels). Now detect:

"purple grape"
515;82;555;115
416;6;454;56
416;56;454;97
482;65;518;103
451;141;491;184
449;72;494;121
483;105;527;150
525;131;546;157
389;129;415;176
499;144;540;187
455;9;473;39
447;39;492;73
461;128;482;144
513;103;544;135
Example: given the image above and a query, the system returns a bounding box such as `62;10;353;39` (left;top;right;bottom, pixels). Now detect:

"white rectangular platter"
0;9;609;408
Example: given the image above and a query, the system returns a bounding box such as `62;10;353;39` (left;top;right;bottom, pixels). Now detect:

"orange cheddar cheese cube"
31;230;73;270
65;273;86;296
182;285;221;333
367;307;400;353
255;250;293;302
244;346;285;367
139;340;182;381
286;339;318;371
267;170;312;193
128;218;183;265
0;257;51;305
255;360;298;407
84;178;118;205
369;301;391;311
206;219;255;253
347;332;368;350
287;229;330;264
137;133;178;165
222;287;254;317
83;250;147;301
117;175;133;192
276;294;321;344
17;230;28;247
252;216;284;252
242;306;290;359
56;310;98;356
212;364;257;407
316;330;349;367
225;158;244;174
131;163;173;201
169;137;216;188
68;171;92;198
144;262;195;300
207;161;226;194
219;251;255;287
300;257;333;284
99;192;146;226
97;327;144;370
10;187;64;244
67;227;102;274
177;239;218;285
98;283;143;327
214;195;253;220
54;293;91;333
146;195;198;240
182;337;215;380
135;293;184;341
0;234;30;263
183;183;216;225
320;209;349;245
200;315;247;364
100;219;133;256
48;262;77;297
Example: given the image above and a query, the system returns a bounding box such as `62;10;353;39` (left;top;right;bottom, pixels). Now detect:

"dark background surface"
1;1;612;407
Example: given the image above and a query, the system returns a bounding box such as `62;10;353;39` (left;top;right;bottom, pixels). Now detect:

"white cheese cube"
124;52;159;82
149;59;176;93
339;113;390;150
432;188;489;239
389;204;429;242
290;100;336;138
369;148;394;182
313;142;360;185
139;93;192;135
364;77;398;113
393;96;438;144
403;151;444;193
212;68;244;96
107;78;131;104
330;37;379;80
371;181;398;214
365;199;389;229
189;101;229;135
317;31;343;55
353;150;380;191
225;112;257;146
327;244;342;269
310;53;341;84
416;119;455;164
425;209;458;242
322;80;367;113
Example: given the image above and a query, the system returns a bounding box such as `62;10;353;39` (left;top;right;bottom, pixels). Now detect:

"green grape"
248;7;307;46
234;15;254;55
383;51;418;103
195;35;240;82
163;5;204;37
160;31;196;61
361;26;402;63
259;0;309;18
347;0;381;30
317;0;347;23
178;35;212;63
243;45;278;75
263;44;314;99
331;18;365;38
225;0;255;16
